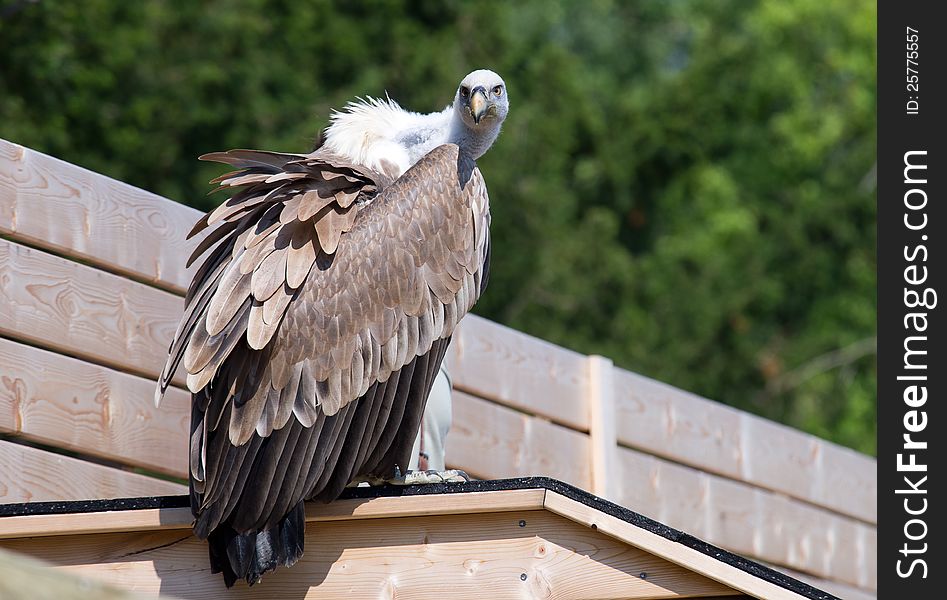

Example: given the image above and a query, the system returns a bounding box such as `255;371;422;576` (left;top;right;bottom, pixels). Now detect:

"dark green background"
0;0;877;454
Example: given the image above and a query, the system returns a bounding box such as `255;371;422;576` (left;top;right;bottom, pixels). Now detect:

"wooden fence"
0;138;876;599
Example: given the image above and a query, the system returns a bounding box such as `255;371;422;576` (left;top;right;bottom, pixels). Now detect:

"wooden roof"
0;478;835;600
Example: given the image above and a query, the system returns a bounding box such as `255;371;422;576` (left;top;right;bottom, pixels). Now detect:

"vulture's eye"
493;85;503;97
460;86;469;98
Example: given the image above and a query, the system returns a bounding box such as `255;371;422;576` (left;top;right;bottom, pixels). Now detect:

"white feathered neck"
323;96;455;178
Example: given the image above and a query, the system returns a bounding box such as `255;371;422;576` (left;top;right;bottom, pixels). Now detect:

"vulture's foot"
347;469;471;488
388;468;471;485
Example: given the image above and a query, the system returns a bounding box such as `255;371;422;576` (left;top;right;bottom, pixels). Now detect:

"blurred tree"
0;0;876;454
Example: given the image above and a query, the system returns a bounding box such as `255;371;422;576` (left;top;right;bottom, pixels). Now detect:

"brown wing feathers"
158;143;490;586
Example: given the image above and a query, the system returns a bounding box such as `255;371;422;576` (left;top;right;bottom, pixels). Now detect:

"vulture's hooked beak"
470;86;489;124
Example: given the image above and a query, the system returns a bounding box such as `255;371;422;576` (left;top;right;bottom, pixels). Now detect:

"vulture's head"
454;69;508;130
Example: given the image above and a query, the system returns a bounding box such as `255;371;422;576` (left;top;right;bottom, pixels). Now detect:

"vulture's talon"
387;469;471;485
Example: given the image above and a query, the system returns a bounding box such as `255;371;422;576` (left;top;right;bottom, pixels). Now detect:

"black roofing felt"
0;477;838;600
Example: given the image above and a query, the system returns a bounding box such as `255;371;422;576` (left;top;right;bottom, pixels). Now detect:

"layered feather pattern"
155;143;491;586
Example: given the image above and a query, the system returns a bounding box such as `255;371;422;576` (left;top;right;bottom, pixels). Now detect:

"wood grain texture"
0;441;186;502
615;446;874;590
447;391;592;491
0;548;157;600
304;488;548;523
0;507;193;541
0;490;548;540
0;239;185;386
1;510;739;599
0;137;201;294
612;368;876;524
744;415;876;527
587;355;618;501
771;564;876;600
543;492;813;600
0;337;189;478
447;315;590;430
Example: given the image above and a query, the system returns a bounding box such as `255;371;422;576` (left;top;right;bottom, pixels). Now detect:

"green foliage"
0;0;877;454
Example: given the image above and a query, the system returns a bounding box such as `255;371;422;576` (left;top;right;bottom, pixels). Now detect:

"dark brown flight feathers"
154;143;491;585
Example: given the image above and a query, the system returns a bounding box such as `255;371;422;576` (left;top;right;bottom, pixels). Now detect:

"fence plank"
0;138;200;295
770;564;875;600
0;337;188;478
587;355;618;500
0;239;185;387
448;316;589;431
613;368;876;524
742;412;877;525
615;446;873;590
447;391;591;491
613;368;742;480
0;442;185;502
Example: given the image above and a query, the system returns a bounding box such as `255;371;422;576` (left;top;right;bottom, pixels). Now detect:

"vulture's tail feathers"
206;501;306;587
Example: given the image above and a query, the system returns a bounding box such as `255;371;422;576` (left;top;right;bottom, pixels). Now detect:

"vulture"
155;69;508;587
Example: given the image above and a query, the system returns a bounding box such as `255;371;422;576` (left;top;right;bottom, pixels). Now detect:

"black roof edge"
0;476;839;600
